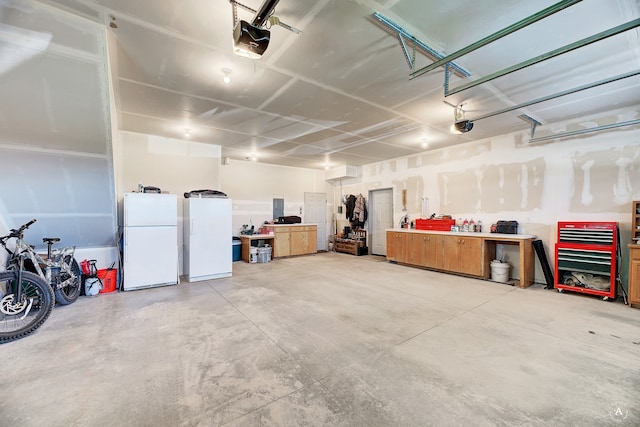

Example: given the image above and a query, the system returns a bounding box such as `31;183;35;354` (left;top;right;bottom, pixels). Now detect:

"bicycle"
1;219;81;305
0;220;55;343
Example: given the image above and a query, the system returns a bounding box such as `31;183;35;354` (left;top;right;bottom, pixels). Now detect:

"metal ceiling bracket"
529;119;640;143
443;63;454;94
518;114;542;138
397;33;416;69
409;0;583;80
470;70;640;122
445;18;640;96
229;0;257;27
372;12;470;78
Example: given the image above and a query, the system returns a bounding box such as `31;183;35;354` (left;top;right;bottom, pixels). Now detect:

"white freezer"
122;192;179;291
184;197;232;282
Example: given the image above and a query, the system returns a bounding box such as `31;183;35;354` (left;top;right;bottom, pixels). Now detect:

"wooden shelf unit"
334;230;366;256
629;201;640;307
633;200;640;245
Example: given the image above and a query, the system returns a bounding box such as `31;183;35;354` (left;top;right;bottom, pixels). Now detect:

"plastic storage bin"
232;237;241;262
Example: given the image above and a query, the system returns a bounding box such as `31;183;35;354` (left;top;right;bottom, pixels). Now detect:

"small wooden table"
239;234;275;262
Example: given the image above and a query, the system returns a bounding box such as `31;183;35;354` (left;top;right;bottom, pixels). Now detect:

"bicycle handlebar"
1;219;37;243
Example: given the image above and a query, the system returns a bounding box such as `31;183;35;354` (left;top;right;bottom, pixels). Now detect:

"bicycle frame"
9;237;76;289
11;238;78;292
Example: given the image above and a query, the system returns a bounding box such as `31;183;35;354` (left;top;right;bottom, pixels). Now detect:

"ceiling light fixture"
421;139;428;149
450;104;474;134
221;68;232;84
184;128;191;138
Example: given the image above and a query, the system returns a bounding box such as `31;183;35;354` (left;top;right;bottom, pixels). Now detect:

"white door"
369;188;394;256
304;192;327;251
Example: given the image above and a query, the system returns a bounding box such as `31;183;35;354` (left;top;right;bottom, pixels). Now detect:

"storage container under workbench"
263;224;317;258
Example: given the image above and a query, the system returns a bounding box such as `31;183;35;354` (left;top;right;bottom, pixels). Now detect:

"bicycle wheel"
54;256;81;305
0;271;54;343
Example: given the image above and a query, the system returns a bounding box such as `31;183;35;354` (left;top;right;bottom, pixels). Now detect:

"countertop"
265;223;317;228
386;228;536;240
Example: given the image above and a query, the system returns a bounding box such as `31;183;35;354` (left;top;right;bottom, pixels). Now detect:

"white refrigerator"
183;197;232;282
123;192;178;291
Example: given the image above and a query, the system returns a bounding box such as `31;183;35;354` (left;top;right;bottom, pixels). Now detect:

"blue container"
232;237;241;262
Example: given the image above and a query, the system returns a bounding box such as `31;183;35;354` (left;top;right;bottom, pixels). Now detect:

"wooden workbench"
386;229;537;288
239;234;275;262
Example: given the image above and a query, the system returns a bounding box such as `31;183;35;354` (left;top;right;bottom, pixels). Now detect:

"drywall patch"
405;176;425;213
439;157;545;213
571;147;640;212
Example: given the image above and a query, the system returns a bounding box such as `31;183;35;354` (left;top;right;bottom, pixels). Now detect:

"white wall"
117;132;221;198
334;120;640;287
220;159;330;236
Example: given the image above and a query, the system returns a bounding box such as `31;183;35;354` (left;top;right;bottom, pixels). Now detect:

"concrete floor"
2;252;639;426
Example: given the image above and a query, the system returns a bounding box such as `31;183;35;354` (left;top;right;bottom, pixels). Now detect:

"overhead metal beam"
409;0;583;80
252;0;280;27
372;12;470;77
529;119;640;143
470;70;640;122
446;18;640;96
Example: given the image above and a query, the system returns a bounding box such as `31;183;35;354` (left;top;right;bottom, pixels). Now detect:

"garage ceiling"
6;0;640;169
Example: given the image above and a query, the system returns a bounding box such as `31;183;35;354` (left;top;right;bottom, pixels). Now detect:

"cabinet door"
442;235;461;272
409;234;440;267
273;230;290;257
424;234;442;269
629;247;640;306
290;230;306;256
442;235;483;276
457;237;483;276
409;234;425;266
307;228;317;254
386;232;408;262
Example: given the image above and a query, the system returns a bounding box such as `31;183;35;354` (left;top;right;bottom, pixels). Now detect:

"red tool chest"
554;221;618;300
415;218;455;231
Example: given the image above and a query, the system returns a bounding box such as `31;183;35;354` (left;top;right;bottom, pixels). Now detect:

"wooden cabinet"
629;244;640;308
386;229;535;287
386;231;409;263
441;235;483;276
265;225;317;258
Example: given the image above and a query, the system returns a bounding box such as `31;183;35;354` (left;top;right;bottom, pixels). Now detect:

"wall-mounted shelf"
632;200;640;244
